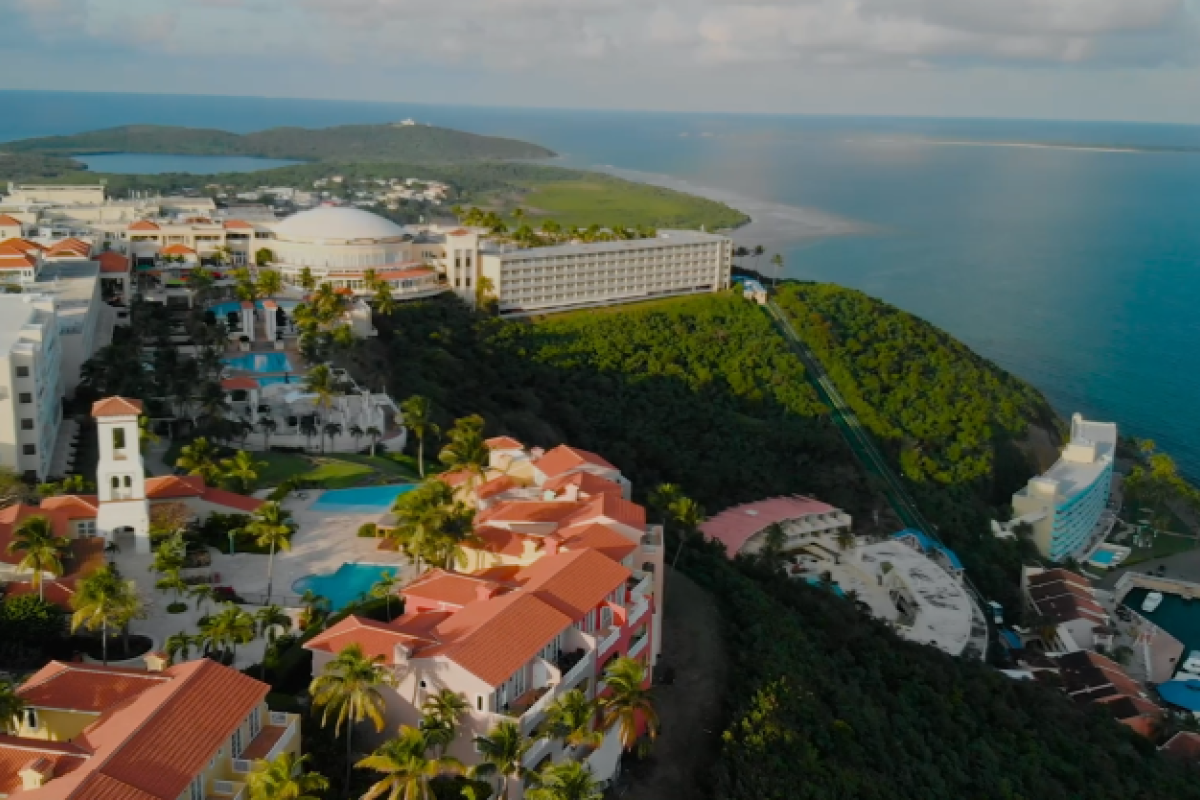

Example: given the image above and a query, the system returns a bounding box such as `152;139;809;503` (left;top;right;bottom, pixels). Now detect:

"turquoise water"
211;299;301;319
1091;550;1117;565
6;91;1200;478
1124;587;1200;661
292;563;398;611
311;484;416;512
223;353;293;373
76;153;301;174
806;576;847;598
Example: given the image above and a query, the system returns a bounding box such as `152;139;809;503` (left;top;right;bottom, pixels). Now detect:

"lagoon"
76;153;302;174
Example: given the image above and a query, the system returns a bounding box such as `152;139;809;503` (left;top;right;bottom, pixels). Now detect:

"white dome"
273;207;407;243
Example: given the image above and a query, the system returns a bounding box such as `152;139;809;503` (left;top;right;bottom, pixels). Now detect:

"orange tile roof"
470;526;530;557
144;475;205;499
485;436;524;451
476;501;585;525
564;493;646;530
1162;731;1200;761
221;377;259;391
223;220;254;230
47;238;91;257
542;471;624;498
534;445;616;477
127;220;159;231
0;254;36;270
0;215;22;228
306;616;431;661
19;663;170;712
91;397;144;417
403;569;510;610
0;736;87;797
476;475;517;501
378;267;436;281
159;244;196;256
515;549;631;619
428;592;572;686
0;238;45;253
558;523;637;562
437;469;473;488
238;722;288;760
200;486;263;513
97;251;130;274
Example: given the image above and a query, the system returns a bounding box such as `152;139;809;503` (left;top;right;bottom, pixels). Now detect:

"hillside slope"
3;123;556;163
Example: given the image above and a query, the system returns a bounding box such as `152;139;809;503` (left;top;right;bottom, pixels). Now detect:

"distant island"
2;122;558;163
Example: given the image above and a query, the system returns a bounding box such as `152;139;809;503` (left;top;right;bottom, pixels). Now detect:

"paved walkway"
1097;549;1200;591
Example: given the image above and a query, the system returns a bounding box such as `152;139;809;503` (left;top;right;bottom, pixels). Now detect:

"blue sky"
2;0;1199;122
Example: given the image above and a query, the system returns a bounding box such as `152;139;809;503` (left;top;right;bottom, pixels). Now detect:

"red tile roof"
200;486;264;513
1162;731;1200;761
476;501;585;526
543;472;624;499
0;215;22;228
91;397;144;417
0;254;36;270
19;663;170;712
476;475;517;501
223;220;254;230
306;616;430;661
144;475;205;500
534;445;617;478
485;436;524;451
403;569;510;610
378;267;436;281
558;523;638;562
221;377;259;391
437;469;473;488
702;496;839;555
127;220;160;231
0;736;87;797
470;526;530;557
0;238;45;253
564;493;646;530
159;244;196;256
97;251;130;274
515;549;631;619
47;238;91;258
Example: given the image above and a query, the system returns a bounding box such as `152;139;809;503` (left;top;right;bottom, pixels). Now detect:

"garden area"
161;442;421;490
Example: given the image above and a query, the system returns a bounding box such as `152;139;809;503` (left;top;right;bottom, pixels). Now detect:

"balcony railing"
265;714;299;762
628;572;653;603
560;649;595;690
628;598;650;627
628;634;649;660
598;626;621;656
523;734;554;767
209;780;247;800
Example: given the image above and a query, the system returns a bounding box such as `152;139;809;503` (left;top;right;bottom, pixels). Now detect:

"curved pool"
310;484;416;512
292;563;399;611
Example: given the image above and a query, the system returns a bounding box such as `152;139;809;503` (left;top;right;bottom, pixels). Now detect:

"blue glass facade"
1048;461;1114;561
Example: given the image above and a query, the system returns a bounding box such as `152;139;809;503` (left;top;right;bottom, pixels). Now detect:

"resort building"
1009;414;1118;561
0;294;64;481
0;658;300;799
1020;567;1113;653
306;439;663;798
1053;649;1163;737
478;230;733;317
700;496;852;558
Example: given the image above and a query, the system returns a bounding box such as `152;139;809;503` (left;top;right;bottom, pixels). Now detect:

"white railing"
628;598;650;627
628;635;649;660
629;572;653;602
210;780;246;800
269;711;290;726
265;715;299;762
523;735;553;767
598;626;621;655
520;689;558;736
560;650;595;690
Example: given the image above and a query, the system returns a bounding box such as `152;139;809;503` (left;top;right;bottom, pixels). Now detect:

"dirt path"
621;568;728;800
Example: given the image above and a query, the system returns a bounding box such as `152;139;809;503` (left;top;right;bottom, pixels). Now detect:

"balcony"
208;780;247;800
627;572;653;604
628;597;650;627
523;733;554;768
628;633;649;660
597;626;621;656
233;712;299;773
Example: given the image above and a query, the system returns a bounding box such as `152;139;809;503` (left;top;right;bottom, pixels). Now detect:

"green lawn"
162;442;416;490
1122;531;1198;566
486;176;747;231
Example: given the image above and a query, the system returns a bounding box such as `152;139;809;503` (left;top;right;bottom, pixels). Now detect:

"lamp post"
228;530;236;555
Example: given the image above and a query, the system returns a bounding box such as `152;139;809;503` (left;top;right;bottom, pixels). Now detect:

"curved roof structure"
273;206;407;243
702;495;840;555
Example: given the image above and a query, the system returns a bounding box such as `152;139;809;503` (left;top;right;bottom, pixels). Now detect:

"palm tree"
70;566;138;666
400;396;438;477
256;604;292;645
438;415;489;491
310;644;393;794
256;269;283;299
7;515;69;601
770;253;784;287
544;689;602;754
221;449;267;494
249;751;329;800
299;589;331;631
165;631;196;665
322;422;343;454
421;689;468;753
374;281;397;316
526;761;603;800
370;570;400;620
349;424;365;453
304;364;338;423
299;416;319;452
599;657;659;752
835;529;856;552
669;496;706;569
752;244;765;272
299;266;316;291
357;726;463;800
472;720;530;800
201;603;256;664
176;437;222;485
367;426;383;457
258;416;278;451
0;680;25;734
155;568;189;606
189;582;217;615
243;501;295;604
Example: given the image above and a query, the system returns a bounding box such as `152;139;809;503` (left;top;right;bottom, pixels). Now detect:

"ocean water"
3;90;1199;478
77;153;301;174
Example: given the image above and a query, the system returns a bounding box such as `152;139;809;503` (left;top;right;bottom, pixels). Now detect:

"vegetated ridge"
3;123;557;163
343;290;1197;800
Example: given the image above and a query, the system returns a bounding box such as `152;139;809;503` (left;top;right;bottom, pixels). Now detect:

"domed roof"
273;207;407;243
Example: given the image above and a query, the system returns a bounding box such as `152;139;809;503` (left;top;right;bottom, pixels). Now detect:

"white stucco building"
0;295;63;481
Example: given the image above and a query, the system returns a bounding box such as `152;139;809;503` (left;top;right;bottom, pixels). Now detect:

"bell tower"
92;397;151;554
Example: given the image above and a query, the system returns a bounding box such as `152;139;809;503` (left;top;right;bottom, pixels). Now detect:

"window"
78;520;96;536
20;419;33;431
15;367;28;378
231;727;243;758
249;708;261;739
18;393;31;404
476;695;483;711
189;775;204;800
113;427;126;450
123;476;132;488
22;445;35;456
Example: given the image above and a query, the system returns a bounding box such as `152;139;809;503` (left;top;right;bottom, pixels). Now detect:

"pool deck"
115;489;414;671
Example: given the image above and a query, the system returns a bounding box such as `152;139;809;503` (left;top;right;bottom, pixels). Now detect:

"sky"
2;0;1200;123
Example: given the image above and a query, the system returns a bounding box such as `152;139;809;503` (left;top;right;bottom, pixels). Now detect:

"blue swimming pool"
806;576;847;598
210;299;302;319
292;563;399;611
310;484;416;513
223;352;294;373
1091;549;1118;565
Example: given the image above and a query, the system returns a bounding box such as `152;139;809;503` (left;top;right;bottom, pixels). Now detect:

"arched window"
123;476;132;488
111;476;120;489
112;427;126;450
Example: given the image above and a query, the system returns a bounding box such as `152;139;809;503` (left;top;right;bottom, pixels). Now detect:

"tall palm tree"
544;689;602;754
299;416;319;452
669;495;706;569
438;415;489;491
357;725;463;800
310;644;393;795
599;657;659;752
374;281;397;316
165;631;196;665
472;720;530;800
526;761;603;800
243;501;295;604
201;603;256;664
256;269;284;299
366;426;383;457
71;566;139;666
349;424;365;453
258;416;278;451
221;450;267;494
304;364;338;423
155;568;189;606
836;529;856;552
752;244;765;273
299;266;316;291
189;582;216;615
7;515;69;601
770;253;784;287
249;752;329;800
400;396;438;477
299;589;331;631
421;689;468;752
322;422;344;454
0;680;25;734
176;437;222;485
370;570;400;620
256;604;292;645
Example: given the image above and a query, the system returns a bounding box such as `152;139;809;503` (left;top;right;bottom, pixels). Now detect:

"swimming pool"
292;563;399;611
310;484;416;513
210;299;302;319
806;576;847;598
223;353;294;373
1091;550;1117;565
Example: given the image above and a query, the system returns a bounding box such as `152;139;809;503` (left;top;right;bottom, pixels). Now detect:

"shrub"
0;594;66;644
357;523;379;538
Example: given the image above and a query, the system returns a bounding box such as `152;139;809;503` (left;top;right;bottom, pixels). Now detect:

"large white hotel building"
1010;414;1117;562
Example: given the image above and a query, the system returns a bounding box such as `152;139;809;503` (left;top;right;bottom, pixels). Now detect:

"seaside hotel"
1009;414;1118;562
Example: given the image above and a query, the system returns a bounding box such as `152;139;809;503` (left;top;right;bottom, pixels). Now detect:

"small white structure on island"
741;279;768;305
93;397;151;553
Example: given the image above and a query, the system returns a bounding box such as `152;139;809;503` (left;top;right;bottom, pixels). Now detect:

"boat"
1143;592;1164;613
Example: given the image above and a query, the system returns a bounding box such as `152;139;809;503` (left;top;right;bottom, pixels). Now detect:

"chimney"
530;446;545;461
143;652;169;673
475;583;496;602
19;758;53;790
544;537;560;556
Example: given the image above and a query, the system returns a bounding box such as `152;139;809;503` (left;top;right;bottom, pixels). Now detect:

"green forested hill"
342;292;1197;800
3;123;556;163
